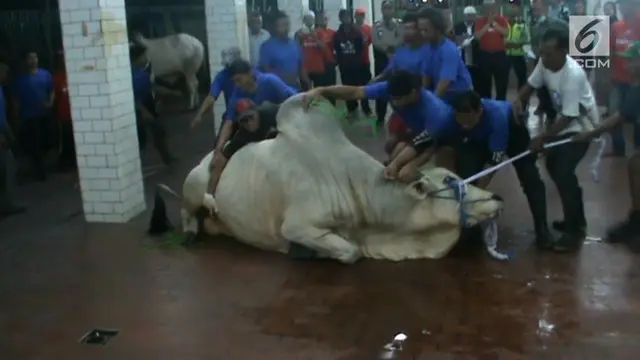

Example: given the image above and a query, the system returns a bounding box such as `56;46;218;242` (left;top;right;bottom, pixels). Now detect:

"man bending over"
209;100;279;194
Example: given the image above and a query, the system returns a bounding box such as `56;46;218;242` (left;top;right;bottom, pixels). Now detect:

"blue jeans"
609;83;640;155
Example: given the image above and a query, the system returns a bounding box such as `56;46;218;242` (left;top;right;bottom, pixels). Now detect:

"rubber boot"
524;188;555;249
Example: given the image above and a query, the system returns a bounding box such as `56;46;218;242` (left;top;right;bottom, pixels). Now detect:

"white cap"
463;6;477;15
302;10;315;19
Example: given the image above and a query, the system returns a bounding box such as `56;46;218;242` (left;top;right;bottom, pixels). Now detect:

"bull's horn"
148;191;173;235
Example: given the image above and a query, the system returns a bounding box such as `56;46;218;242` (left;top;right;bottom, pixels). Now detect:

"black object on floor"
79;329;120;345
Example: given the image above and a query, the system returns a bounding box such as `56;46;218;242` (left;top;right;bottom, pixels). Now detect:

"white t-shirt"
249;29;270;67
528;56;600;135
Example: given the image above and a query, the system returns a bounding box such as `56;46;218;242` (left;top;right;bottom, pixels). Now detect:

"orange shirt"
475;16;509;53
53;72;71;121
612;21;637;83
317;28;336;64
360;24;372;64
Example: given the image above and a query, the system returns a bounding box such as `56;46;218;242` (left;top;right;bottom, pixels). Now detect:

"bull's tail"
148;184;180;235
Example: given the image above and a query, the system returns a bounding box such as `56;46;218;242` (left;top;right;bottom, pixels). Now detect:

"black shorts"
621;85;640;122
220;127;275;159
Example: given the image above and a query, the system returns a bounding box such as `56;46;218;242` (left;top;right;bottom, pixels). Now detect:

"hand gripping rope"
447;137;606;261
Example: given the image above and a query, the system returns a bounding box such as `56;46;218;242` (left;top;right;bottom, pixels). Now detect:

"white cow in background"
132;32;204;110
151;94;504;263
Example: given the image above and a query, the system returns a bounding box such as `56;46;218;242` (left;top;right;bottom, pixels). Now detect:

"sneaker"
606;212;640;243
551;232;583;253
552;220;586;236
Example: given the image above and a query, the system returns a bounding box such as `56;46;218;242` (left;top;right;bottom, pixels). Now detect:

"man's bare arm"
317;85;367;101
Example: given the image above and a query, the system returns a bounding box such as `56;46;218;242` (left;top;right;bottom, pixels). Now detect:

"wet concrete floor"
1;109;639;359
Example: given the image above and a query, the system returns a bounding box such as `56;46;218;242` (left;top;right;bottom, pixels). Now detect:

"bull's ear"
405;179;432;200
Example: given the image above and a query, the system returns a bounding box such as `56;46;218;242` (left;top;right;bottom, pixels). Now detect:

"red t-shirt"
317;28;336;64
612;21;638;83
360;24;372;64
53;72;71;121
475;16;509;52
299;30;326;74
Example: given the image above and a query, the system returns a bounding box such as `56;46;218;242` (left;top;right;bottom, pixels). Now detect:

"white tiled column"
205;0;250;133
323;0;346;30
371;0;384;22
280;0;310;33
59;0;145;223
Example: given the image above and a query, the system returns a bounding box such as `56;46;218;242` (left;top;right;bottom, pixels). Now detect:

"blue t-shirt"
210;67;235;106
225;73;298;121
364;82;453;135
11;69;53;119
259;37;303;86
384;45;429;76
0;86;6;133
423;39;473;103
447;99;511;153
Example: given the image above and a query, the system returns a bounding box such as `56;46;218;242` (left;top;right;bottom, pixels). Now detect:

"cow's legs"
185;73;199;109
281;221;361;264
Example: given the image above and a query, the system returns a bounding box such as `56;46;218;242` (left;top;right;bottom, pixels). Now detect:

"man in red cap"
208;99;280;193
355;7;373;111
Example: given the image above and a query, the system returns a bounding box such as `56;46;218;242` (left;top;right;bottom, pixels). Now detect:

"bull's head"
403;167;503;230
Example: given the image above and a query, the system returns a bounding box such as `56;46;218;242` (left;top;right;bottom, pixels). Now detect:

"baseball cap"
355;8;366;15
463;6;477;15
622;41;640;59
236;99;256;121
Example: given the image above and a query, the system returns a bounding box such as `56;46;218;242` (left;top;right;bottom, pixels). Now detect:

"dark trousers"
310;64;337;105
339;65;372;113
58;120;76;169
508;55;527;90
466;65;481;93
609;83;640;155
374;49;390;125
537;86;557;120
0;146;18;209
454;119;549;231
19;114;52;179
137;114;172;164
545;134;590;232
477;51;509;100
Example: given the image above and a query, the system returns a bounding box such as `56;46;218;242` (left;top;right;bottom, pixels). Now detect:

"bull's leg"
281;221;361;264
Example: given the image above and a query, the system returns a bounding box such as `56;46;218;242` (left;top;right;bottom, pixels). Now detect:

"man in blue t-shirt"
418;8;473;104
444;90;554;248
191;47;243;130
214;59;298;159
303;70;453;182
130;46;174;165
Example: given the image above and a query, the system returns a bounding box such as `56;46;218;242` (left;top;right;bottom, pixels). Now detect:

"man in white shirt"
248;12;270;67
514;28;599;253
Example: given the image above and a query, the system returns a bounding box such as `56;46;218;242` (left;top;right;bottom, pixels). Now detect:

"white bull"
152;94;503;262
132;33;204;110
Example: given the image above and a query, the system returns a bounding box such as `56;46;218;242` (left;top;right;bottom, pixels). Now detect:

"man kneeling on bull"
304;70;453;181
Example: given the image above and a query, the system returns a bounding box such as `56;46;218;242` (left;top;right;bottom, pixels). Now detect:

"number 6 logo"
575;18;602;54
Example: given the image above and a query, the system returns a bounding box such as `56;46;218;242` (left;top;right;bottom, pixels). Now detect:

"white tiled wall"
323;0;347;30
280;0;310;33
59;0;146;223
205;0;251;133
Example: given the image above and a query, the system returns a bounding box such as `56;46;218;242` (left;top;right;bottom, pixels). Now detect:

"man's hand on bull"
302;89;327;110
383;162;399;180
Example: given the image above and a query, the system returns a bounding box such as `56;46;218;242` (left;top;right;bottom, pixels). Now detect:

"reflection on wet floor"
1;109;639;359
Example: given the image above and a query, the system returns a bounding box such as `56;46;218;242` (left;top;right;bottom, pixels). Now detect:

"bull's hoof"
338;248;362;264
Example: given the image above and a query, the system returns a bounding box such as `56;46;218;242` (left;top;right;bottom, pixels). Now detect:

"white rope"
459;137;605;260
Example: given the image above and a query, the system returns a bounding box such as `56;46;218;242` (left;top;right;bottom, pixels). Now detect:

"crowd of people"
188;0;640;254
